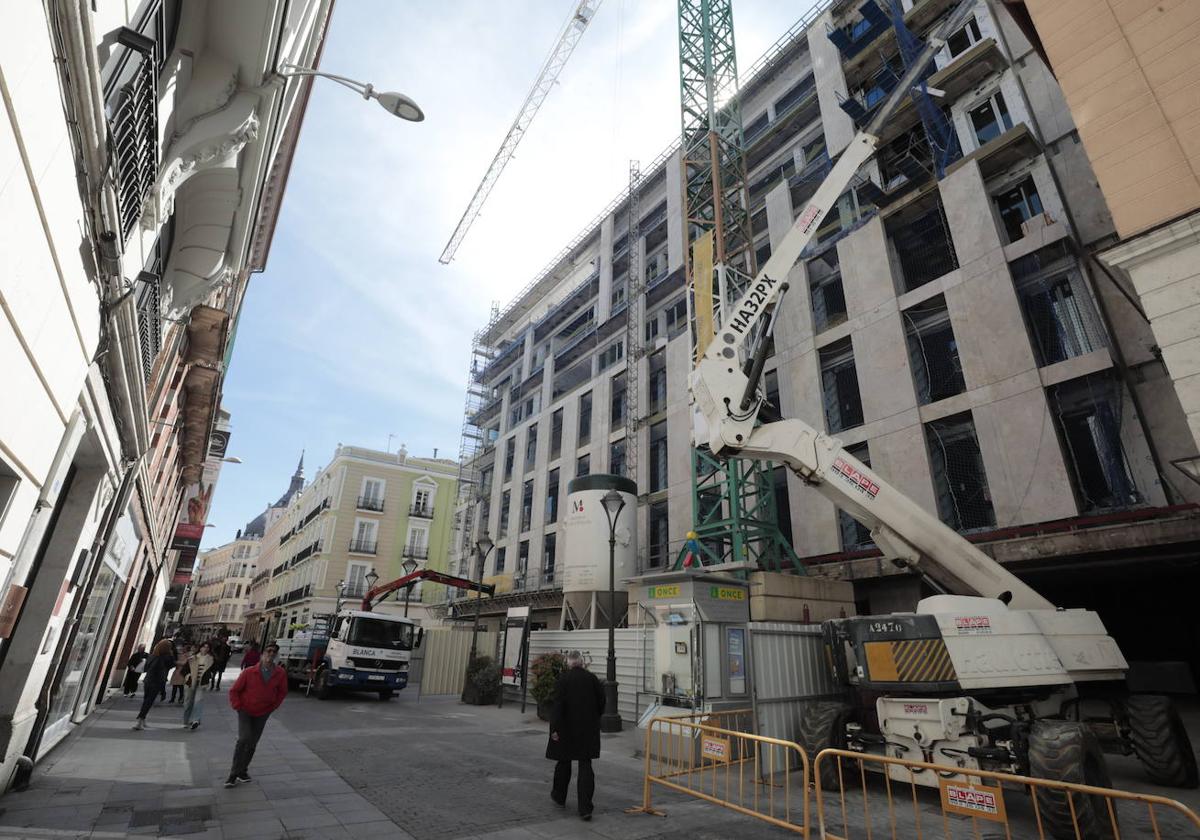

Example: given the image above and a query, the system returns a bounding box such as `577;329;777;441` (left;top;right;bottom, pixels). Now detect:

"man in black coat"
546;650;605;820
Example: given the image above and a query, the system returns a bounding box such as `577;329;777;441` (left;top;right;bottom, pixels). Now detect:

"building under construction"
438;0;1200;684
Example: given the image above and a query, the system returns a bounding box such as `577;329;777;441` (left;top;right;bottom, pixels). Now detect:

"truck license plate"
368;675;384;681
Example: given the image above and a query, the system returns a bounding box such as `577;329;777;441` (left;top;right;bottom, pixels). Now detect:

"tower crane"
438;0;603;264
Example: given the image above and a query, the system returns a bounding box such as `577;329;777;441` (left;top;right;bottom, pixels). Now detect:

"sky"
202;0;819;549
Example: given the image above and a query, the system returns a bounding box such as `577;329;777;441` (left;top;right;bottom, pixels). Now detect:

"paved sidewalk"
0;683;412;840
0;681;797;840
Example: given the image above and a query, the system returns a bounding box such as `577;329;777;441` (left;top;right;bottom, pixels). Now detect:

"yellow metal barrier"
627;714;812;836
813;748;1200;840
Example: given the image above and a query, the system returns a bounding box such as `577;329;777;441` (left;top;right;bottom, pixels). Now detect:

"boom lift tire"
1027;720;1117;840
378;689;394;701
797;701;851;791
1124;694;1200;788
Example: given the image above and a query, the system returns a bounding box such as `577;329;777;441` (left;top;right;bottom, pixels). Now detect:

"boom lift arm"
361;569;496;612
689;1;1053;611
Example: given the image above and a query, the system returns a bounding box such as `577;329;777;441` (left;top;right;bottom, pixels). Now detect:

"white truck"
275;609;422;701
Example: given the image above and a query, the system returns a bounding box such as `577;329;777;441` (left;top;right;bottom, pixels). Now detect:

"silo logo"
572;500;585;513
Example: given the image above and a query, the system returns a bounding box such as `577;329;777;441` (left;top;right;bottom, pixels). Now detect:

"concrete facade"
447;0;1200;636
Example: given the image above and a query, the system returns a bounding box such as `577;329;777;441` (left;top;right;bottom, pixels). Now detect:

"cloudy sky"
202;0;818;548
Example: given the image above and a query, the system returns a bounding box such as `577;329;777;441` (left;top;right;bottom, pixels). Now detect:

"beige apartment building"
1012;0;1200;461
243;445;458;645
183;538;260;638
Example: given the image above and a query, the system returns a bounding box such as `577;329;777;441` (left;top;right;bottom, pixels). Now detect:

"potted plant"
530;652;567;721
463;656;500;705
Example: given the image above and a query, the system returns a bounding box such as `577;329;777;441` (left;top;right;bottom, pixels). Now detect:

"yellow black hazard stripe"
864;638;957;684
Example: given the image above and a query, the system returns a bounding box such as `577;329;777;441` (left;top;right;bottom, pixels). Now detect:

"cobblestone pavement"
2;672;1199;839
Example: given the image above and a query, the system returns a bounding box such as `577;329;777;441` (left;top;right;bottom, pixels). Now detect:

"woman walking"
182;642;214;730
132;640;174;730
122;644;147;697
169;644;190;703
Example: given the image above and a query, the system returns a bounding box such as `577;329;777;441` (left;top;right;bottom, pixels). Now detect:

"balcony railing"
511;566;558;593
135;273;161;384
107;33;158;242
348;539;378;555
357;495;385;512
409;504;434;519
402;544;430;560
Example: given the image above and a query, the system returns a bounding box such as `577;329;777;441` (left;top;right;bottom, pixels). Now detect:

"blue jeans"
182;684;204;724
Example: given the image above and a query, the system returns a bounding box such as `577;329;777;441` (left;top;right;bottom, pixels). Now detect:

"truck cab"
276;610;423;700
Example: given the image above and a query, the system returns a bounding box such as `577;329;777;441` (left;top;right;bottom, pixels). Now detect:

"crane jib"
726;275;779;336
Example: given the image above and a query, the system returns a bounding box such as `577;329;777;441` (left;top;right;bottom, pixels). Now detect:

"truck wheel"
1125;694;1200;788
1027;720;1117;840
313;668;332;701
378;689;394;701
796;701;850;791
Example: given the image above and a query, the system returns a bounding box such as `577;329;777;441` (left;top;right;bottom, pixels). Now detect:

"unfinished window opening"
838;443;874;551
598;340;624;372
648;501;669;568
550;409;563;459
499;490;511;538
886;195;958;292
946;18;982;58
578;391;592;445
773;465;794;546
665;297;688;339
609;438;627;477
546;468;560;523
994;176;1045;244
1013;244;1106;367
904;295;966;404
648;350;667;416
543;533;557;582
576;453;590;478
610;372;627;430
808;249;847;333
819;338;864;432
1049;373;1140;512
649;421;668;492
524;423;537;471
968;90;1013;147
520;480;534;532
503;438;515;482
925;412;995;532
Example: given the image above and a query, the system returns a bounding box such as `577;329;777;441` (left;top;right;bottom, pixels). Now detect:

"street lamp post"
277;63;425;121
365;568;380;610
401;557;419;618
464;534;495;701
599;489;626;733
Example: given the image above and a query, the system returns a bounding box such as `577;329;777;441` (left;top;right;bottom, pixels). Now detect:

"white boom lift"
687;4;1196;838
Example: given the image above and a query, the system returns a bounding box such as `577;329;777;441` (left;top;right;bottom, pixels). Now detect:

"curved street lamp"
464;534;495;701
401;557;419;617
599;489;626;733
278;62;424;122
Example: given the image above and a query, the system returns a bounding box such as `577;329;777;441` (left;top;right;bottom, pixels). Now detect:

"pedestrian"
240;642;261;670
122;644;147;697
225;643;287;788
182;641;214;730
169;644;191;703
210;634;230;691
132;639;174;731
546;650;605;821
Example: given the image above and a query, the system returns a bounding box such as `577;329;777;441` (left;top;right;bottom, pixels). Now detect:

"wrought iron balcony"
135;273;161;385
348;539;378;555
409;504;434;519
107;32;158;242
357;495;385;512
402;544;430;560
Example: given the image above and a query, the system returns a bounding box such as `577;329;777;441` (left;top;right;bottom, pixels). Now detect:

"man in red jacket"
225;643;287;787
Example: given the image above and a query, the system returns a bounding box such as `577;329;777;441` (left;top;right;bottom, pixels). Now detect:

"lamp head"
476;534;494;557
401;558;419;576
601;489;626;527
365;568;379;589
374;91;424;122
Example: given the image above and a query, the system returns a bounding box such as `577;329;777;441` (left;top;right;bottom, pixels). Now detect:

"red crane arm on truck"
361;569;496;612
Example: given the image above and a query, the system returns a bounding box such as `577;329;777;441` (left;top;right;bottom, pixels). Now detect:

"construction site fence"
813;748;1200;840
628;719;1200;839
629;714;811;835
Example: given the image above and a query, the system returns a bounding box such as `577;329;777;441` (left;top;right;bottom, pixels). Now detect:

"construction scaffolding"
675;0;800;574
623;160;643;488
449;304;500;593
